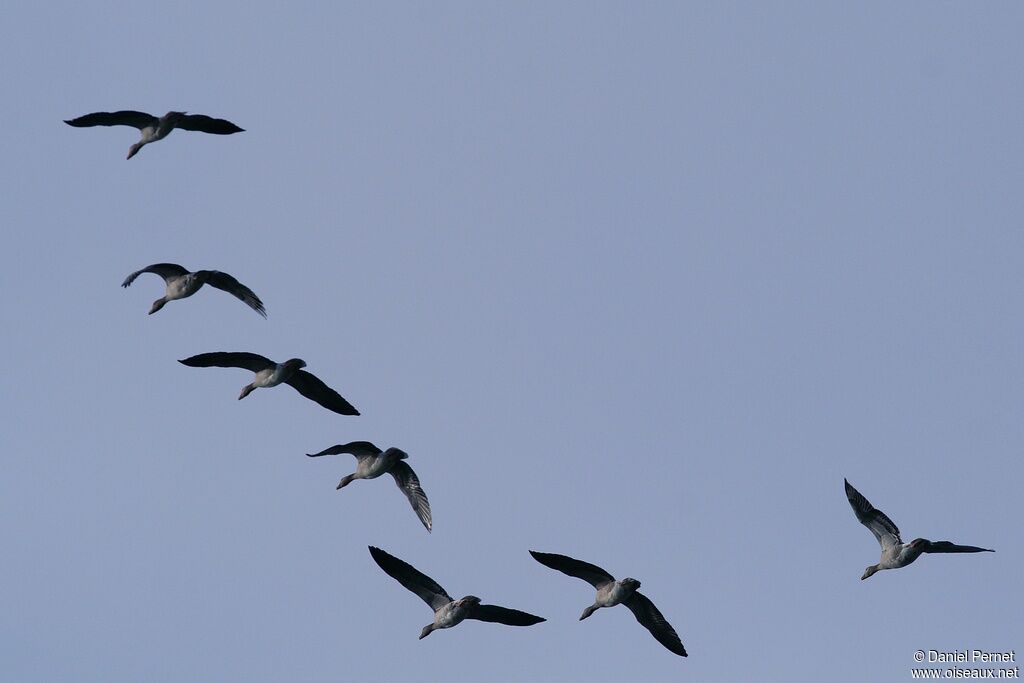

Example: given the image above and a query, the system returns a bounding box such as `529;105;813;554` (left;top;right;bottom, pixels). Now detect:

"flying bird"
368;546;545;640
307;441;432;531
844;479;994;580
179;352;359;415
122;263;266;317
64;110;243;159
529;550;687;657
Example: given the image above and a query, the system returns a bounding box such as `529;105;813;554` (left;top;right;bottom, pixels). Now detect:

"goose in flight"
844;479;994;580
307;441;432;532
122;263;266;317
64;110;243;159
368;546;545;640
179;352;359;415
529;550;687;657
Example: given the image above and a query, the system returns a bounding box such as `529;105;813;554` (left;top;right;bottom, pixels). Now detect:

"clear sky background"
2;2;1021;681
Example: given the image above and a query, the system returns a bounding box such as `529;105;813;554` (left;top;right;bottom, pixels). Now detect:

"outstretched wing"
178;352;273;373
65;111;158;129
529;551;615;588
368;546;452;612
306;441;382;459
390;461;432;532
201;270;266;317
467;604;545;626
176;114;244;135
844;479;902;550
623;591;688;657
122;263;189;287
285;370;360;415
919;540;994;554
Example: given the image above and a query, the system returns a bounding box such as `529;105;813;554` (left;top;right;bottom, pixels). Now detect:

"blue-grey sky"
3;2;1021;681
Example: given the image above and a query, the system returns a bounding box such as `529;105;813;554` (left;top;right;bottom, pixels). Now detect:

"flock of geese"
67;109;996;661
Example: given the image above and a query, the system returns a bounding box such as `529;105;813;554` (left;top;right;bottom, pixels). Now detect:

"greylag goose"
368;546;545;640
179;352;359;415
845;479;994;580
122;263;265;317
307;441;432;532
529;550;687;657
64;110;243;159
